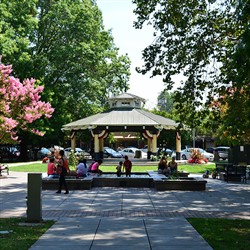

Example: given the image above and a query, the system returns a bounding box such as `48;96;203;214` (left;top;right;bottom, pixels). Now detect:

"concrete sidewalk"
1;171;250;249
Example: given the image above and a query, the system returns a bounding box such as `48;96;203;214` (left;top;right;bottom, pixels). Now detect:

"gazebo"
62;93;182;160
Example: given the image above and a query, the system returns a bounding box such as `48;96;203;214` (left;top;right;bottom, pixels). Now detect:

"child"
123;155;132;177
116;161;123;177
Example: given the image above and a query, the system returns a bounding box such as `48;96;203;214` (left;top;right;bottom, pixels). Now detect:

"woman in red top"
56;150;69;194
47;157;58;178
123;155;132;177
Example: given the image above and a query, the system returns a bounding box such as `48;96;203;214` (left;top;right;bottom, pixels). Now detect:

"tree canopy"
157;90;174;113
0;0;131;146
133;0;250;145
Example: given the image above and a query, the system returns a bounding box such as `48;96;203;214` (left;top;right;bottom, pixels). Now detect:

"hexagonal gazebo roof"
62;93;178;133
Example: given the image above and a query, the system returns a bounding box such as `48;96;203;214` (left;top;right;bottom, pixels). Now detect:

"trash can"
214;151;219;162
135;150;142;158
27;173;42;222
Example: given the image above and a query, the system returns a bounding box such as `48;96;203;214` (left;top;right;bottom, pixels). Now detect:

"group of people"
116;155;132;177
76;155;133;178
46;149;177;194
158;156;178;176
76;159;103;177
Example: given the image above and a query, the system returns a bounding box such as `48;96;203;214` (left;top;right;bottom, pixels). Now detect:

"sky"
96;0;166;109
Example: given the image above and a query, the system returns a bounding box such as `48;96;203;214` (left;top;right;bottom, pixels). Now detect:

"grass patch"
188;218;250;250
9;163;47;172
178;163;215;174
8;162;216;174
0;217;54;250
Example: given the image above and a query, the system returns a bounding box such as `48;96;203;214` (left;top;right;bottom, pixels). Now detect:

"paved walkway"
1;171;250;249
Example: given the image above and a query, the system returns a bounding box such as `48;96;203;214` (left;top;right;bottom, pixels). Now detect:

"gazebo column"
176;131;181;160
99;138;104;159
91;129;109;160
152;133;158;156
143;130;159;159
94;134;100;161
147;139;152;159
71;131;76;151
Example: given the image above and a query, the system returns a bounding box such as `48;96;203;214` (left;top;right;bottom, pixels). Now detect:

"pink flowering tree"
0;58;54;143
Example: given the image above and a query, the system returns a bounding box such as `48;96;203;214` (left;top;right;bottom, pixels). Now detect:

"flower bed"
187;148;209;164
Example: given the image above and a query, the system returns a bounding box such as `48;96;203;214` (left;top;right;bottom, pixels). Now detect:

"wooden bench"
0;164;9;176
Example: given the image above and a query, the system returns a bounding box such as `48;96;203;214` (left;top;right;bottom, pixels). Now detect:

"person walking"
123;155;132;177
56;150;69;194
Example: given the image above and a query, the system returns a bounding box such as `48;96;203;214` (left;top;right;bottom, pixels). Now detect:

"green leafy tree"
68;150;78;170
214;1;250;145
157;90;174;113
133;0;250;144
150;109;192;149
0;0;131;147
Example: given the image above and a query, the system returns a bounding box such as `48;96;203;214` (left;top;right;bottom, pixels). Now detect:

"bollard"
27;173;42;222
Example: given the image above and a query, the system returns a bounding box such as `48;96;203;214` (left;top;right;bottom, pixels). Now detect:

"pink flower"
0;57;54;143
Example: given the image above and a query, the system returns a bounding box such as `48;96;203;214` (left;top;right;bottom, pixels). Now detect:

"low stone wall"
42;172;206;191
42;178;92;190
92;177;154;188
154;178;207;191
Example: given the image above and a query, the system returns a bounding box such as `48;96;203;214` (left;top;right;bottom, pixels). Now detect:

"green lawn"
8;162;216;174
188;218;250;250
0;218;54;250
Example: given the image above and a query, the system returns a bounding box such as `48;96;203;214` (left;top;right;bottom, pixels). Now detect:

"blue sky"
97;0;165;109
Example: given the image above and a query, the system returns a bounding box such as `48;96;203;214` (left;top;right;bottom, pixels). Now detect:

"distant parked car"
119;147;147;159
37;147;51;159
104;147;123;158
213;146;230;160
157;148;173;157
0;145;21;162
64;147;92;159
181;148;214;161
206;147;215;154
141;145;148;153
